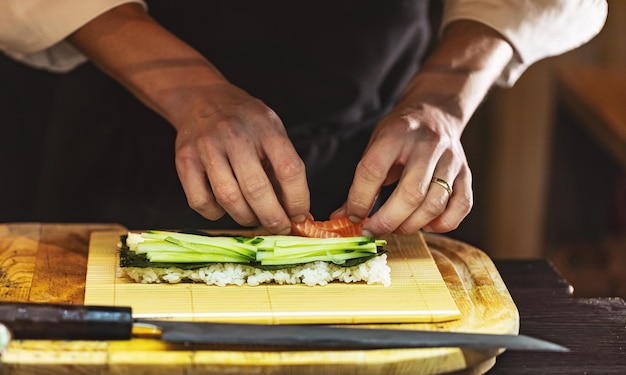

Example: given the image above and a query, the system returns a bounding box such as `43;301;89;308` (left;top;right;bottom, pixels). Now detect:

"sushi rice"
119;254;391;287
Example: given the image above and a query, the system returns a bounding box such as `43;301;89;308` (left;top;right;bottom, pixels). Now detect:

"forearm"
67;3;227;127
354;21;513;235
69;3;308;232
398;20;513;129
441;0;607;86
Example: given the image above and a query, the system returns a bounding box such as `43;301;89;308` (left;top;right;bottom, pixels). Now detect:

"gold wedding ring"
430;177;453;195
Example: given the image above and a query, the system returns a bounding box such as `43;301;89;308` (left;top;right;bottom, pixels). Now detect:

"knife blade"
0;302;568;352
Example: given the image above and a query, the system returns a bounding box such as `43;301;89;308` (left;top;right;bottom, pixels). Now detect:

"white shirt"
0;0;608;87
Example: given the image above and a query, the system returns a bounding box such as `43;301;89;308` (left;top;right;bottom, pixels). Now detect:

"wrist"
398;20;513;125
429;20;513;74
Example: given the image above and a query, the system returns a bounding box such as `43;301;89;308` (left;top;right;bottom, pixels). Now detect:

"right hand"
68;4;309;233
173;81;310;234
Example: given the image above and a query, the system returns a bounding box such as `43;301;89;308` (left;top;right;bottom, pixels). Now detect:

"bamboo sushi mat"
84;230;460;324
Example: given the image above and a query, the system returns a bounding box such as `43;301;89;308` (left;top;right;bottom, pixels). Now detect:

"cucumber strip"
271;242;378;257
273;236;374;247
250;235;300;251
123;231;387;267
146;252;250;263
324;249;350;265
135;239;255;261
143;230;258;252
283;252;371;262
255;250;271;261
165;236;256;259
260;251;376;266
252;235;384;250
136;241;187;253
256;249;344;262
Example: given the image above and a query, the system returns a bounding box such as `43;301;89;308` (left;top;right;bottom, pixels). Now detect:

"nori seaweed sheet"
118;234;386;271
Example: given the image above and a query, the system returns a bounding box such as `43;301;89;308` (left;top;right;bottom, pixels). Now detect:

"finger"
360;136;441;236
263;135;310;223
330;187;381;220
423;167;473;232
362;168;432;236
392;174;453;235
347;135;400;222
227;142;292;234
175;152;226;221
198;146;260;227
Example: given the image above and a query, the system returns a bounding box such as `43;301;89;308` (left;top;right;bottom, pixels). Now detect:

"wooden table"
490;260;626;374
1;223;626;374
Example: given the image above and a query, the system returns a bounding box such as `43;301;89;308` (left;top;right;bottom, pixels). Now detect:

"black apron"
2;0;432;229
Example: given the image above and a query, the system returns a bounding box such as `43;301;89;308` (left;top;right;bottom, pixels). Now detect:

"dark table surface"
490;259;626;374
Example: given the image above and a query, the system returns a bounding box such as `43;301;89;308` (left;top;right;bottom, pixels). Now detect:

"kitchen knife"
0;302;568;352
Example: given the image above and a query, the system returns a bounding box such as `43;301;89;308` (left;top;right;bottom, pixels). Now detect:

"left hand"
335;99;472;236
333;20;513;237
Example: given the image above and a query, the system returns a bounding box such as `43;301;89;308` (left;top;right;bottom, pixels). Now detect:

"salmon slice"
291;215;367;238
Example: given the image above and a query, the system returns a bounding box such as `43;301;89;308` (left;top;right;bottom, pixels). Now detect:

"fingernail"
291;214;306;223
422;225;433;232
278;227;292;235
349;215;362;223
361;229;375;238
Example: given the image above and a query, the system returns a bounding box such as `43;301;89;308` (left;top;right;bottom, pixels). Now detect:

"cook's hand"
174;82;309;233
68;3;309;233
333;20;513;236
339;104;472;236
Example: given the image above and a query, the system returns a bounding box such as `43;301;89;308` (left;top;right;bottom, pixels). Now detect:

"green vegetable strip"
146;252;250;263
261;251;377;266
143;230;258;252
164;237;256;259
135;241;188;253
269;236;378;246
256;249;351;262
271;242;377;257
123;230;386;267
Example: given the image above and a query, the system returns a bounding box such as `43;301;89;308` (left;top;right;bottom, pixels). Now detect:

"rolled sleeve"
441;0;608;86
0;0;146;72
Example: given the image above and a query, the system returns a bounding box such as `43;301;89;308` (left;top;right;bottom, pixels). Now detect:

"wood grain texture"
0;225;518;375
0;223;128;305
0;224;40;302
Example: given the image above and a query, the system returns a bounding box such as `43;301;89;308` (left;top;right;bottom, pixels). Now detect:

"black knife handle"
0;302;133;340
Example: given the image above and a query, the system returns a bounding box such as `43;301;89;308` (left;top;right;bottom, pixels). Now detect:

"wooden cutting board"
84;230;460;324
0;225;519;375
